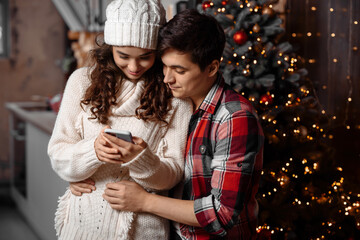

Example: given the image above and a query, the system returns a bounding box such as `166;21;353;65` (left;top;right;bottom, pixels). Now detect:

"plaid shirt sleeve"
193;109;263;236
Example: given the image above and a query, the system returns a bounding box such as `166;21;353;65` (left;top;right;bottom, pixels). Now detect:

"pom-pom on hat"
104;0;166;50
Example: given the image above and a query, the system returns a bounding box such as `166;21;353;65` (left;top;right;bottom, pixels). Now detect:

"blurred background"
0;0;359;239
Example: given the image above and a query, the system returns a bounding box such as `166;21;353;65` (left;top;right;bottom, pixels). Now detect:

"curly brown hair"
80;36;172;125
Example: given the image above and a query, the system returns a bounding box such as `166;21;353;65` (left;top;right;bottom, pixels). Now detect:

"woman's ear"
208;60;220;77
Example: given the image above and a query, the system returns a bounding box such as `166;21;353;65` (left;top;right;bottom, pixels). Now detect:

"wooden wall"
0;0;66;182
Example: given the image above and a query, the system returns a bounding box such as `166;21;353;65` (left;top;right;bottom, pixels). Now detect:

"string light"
211;0;360;237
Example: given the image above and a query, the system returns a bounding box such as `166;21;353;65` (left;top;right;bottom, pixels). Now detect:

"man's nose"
163;68;174;83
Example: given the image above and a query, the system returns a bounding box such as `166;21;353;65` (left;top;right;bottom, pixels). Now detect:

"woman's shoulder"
65;67;91;90
68;67;90;82
170;97;193;113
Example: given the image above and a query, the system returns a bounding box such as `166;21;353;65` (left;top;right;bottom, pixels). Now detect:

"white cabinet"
7;102;68;240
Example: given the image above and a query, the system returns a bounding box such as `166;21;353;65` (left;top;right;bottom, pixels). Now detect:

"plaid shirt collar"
197;73;224;115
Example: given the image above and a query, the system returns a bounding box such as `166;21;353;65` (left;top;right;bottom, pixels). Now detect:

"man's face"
161;49;215;109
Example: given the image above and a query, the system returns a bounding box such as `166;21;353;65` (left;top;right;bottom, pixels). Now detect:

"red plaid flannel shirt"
179;75;264;239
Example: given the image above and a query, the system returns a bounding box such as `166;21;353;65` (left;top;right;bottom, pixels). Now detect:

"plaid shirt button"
199;145;206;154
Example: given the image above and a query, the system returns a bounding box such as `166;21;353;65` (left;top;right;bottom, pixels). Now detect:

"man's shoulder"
217;84;256;117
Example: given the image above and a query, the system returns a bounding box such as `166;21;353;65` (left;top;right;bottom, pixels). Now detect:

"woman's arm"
48;68;103;182
121;98;192;191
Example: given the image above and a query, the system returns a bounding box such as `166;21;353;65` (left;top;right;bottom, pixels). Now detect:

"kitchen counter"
6;101;57;135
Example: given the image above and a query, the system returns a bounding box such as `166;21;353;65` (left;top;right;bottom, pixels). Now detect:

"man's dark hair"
158;9;225;71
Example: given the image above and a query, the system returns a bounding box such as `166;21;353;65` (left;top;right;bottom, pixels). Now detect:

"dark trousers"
170;225;183;240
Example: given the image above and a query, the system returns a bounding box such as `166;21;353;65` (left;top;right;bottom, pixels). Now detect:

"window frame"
0;0;9;58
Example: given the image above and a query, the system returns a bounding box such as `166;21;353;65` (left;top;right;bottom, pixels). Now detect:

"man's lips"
168;84;180;90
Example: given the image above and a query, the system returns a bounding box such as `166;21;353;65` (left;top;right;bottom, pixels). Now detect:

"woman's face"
112;46;156;80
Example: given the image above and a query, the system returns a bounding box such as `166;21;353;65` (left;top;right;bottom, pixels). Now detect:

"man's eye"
176;70;185;74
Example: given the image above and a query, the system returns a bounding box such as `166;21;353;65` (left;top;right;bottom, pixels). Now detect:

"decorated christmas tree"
197;1;360;239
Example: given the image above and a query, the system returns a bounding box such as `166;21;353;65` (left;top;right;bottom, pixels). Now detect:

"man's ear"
208;60;220;77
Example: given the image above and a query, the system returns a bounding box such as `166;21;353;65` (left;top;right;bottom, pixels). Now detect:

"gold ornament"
262;7;275;18
253;23;261;33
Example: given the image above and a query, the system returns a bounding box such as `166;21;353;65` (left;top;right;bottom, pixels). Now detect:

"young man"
80;9;264;239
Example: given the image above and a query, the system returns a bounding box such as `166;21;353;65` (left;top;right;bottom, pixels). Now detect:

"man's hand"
103;180;149;212
70;178;96;196
103;181;200;227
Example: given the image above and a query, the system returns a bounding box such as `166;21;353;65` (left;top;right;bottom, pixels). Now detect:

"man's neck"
192;73;218;111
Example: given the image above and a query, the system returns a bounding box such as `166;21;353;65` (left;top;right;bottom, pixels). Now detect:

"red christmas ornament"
221;0;228;6
233;30;248;45
260;94;273;105
202;1;212;11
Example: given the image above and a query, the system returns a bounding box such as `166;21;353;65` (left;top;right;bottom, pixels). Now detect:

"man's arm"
193;110;263;235
103;180;201;227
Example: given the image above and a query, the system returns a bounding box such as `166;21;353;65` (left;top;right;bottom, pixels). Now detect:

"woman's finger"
103;134;133;149
97;157;124;165
97;151;122;161
96;140;119;154
132;136;147;148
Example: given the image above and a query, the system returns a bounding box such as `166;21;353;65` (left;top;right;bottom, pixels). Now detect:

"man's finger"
71;189;82;196
103;194;121;205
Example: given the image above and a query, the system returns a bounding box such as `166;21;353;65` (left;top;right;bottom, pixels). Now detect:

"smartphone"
104;129;133;143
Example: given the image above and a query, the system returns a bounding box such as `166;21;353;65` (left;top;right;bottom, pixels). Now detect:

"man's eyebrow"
116;50;153;56
168;65;187;70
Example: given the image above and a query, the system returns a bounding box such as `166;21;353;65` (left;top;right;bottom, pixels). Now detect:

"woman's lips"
128;70;142;76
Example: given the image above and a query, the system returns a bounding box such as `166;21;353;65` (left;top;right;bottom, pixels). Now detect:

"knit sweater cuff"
78;138;104;168
122;147;159;179
62;138;104;182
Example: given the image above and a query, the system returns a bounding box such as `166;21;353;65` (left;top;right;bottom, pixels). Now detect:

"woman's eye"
118;54;128;59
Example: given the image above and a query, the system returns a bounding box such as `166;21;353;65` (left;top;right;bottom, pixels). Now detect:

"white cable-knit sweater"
48;68;192;240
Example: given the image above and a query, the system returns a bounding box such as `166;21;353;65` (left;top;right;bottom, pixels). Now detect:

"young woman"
47;0;192;239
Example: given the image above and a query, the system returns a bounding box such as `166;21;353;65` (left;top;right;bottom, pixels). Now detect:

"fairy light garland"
202;0;360;237
298;2;359;129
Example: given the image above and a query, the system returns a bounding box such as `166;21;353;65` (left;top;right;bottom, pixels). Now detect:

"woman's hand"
69;178;96;196
94;126;123;164
103;180;149;212
95;126;147;164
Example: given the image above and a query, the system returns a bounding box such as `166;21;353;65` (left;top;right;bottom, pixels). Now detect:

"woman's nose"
128;59;140;72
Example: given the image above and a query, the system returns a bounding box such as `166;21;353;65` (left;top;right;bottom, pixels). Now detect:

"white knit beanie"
104;0;166;50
